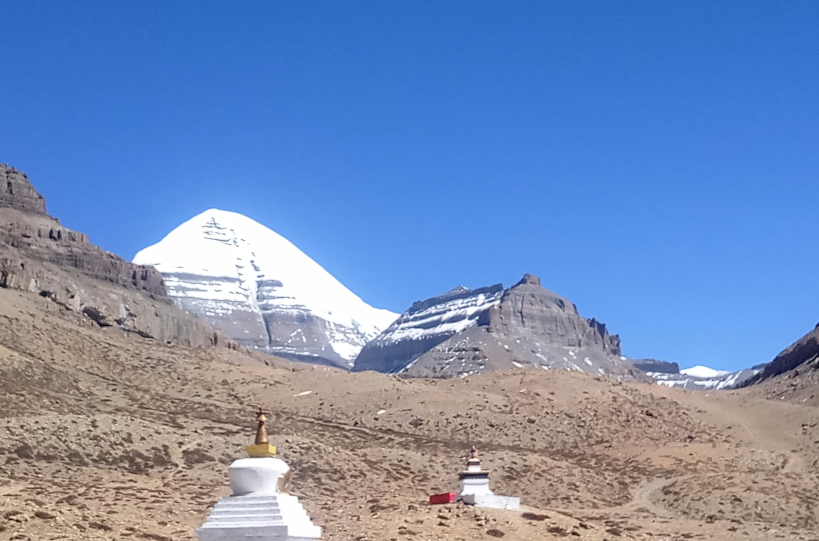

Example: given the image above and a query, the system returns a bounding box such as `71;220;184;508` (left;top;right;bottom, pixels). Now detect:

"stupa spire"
245;406;277;457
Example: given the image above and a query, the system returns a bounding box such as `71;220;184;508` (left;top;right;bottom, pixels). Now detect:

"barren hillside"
1;284;818;541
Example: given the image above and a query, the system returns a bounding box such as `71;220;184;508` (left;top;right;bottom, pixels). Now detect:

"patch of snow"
680;365;731;378
294;391;312;397
373;290;503;346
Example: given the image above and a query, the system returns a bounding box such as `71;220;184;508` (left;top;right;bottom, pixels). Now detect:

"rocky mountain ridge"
647;364;764;391
0;164;241;350
629;358;763;391
741;323;819;387
355;273;640;379
1;164;47;215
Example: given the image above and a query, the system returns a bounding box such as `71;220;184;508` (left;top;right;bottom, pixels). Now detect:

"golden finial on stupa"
245;406;277;457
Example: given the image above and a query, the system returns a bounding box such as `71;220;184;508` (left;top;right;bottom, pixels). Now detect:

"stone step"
210;506;309;516
207;515;284;524
208;508;310;518
214;502;283;510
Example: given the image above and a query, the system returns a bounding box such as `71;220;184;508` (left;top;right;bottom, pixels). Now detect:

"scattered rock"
33;511;56;520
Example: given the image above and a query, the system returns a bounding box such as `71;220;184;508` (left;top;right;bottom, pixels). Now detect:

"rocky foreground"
1;285;819;541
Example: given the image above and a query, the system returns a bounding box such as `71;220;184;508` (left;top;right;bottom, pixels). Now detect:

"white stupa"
458;446;520;510
195;408;322;541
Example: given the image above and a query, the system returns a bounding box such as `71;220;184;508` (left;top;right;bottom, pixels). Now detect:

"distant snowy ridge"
680;365;731;378
133;209;397;366
646;364;764;391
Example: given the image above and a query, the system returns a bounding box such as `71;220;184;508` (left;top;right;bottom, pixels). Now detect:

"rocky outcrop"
1;209;165;296
1;164;47;215
486;274;621;355
353;284;504;374
741;324;819;387
0;166;241;350
354;274;641;380
631;359;680;374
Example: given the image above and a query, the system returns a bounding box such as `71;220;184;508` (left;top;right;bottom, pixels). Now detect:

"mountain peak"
355;275;629;379
134;210;397;367
514;273;542;287
1;164;47;215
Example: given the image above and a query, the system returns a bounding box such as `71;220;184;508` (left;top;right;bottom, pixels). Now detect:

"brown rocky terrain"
0;165;242;349
2;283;819;541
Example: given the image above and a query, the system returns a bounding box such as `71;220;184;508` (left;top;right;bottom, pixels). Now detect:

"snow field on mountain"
378;290;504;344
133;209;397;345
680;365;731;379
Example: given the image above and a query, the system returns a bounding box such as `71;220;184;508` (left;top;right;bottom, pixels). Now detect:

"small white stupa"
458;446;520;510
195;408;322;541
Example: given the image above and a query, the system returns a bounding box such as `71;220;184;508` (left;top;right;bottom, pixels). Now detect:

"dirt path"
634;477;677;518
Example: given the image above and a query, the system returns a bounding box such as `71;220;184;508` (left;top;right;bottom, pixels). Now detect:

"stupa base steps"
462;493;521;510
197;531;320;541
196;524;322;540
196;493;321;540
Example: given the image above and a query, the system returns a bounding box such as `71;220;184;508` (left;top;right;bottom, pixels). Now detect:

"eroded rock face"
0;166;240;350
742;325;819;387
487;274;621;355
353;284;504;374
355;274;640;380
0;209;166;297
631;359;680;374
1;164;47;215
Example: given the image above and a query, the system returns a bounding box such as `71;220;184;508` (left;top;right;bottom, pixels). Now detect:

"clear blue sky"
2;1;818;371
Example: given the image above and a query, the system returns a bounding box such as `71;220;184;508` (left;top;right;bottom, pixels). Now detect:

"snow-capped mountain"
680;365;730;379
133;209;398;367
355;274;640;380
646;364;765;391
354;284;505;374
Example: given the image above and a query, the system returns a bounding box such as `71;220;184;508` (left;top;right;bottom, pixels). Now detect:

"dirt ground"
1;286;818;541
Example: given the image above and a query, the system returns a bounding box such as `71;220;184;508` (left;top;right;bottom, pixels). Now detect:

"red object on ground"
429;492;458;505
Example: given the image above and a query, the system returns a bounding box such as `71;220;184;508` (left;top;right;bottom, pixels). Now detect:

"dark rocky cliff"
354;284;504;373
0;164;240;349
0;208;166;297
1;165;47;215
487;274;621;355
741;324;819;387
355;273;640;380
631;359;681;374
